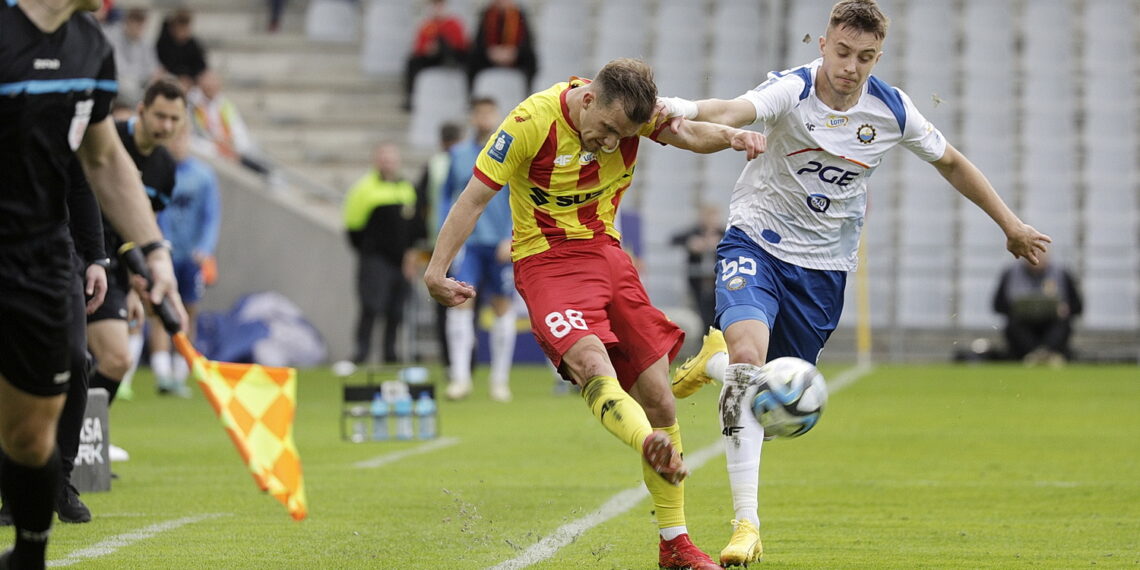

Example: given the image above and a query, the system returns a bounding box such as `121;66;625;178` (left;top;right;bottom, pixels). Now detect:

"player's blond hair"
828;0;890;40
593;58;657;125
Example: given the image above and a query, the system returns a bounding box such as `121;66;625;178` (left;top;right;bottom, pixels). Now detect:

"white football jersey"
728;58;947;271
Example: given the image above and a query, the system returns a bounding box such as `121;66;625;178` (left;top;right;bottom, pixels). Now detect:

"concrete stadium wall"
196;158;356;361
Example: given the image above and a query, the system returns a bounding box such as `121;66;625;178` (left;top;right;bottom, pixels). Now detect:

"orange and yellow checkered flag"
173;332;309;521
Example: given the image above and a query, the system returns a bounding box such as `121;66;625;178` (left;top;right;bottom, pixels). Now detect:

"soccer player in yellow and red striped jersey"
425;58;763;569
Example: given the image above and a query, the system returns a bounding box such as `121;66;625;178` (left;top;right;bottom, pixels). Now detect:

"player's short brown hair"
142;77;186;107
593;58;657;125
828;0;890;40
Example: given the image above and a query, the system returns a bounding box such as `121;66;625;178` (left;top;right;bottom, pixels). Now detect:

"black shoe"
0;503;10;527
56;484;92;523
0;548;11;570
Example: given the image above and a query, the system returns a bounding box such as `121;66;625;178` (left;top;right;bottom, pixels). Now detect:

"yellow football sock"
644;422;686;529
581;375;653;452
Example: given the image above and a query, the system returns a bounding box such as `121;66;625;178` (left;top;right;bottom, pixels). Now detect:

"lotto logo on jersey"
487;130;514;163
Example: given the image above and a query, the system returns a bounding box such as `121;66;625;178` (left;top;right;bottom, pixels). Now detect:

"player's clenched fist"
424;273;477;307
731;130;766;160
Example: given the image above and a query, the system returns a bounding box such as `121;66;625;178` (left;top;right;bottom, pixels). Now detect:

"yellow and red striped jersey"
474;78;664;261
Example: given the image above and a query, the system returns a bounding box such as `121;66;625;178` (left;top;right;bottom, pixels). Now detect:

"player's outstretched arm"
656;120;766;160
658;96;758;128
76;117;188;325
932;143;1051;264
424;177;498;307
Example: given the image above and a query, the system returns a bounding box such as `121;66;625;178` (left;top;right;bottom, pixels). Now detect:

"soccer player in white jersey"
658;0;1051;565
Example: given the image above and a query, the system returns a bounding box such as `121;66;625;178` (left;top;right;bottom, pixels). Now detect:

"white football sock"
446;307;474;386
719;363;765;528
660;525;688;541
120;332;145;388
489;310;516;386
173;353;189;383
707;351;729;382
151;350;173;388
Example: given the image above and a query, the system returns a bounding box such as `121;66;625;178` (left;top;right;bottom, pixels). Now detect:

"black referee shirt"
100;119;176;267
0;2;116;239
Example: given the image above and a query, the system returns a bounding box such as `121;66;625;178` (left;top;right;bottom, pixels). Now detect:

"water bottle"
349;405;367;443
392;390;414;440
414;392;437;439
370;391;389;441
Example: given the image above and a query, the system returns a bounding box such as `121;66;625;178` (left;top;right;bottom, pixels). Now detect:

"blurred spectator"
187;69;270;175
416;121;465;369
993;251;1083;366
149;127;222;391
156;8;208;87
404;0;468;111
671;203;723;329
467;0;536;94
104;8;161;107
343;143;424;364
267;0;288;32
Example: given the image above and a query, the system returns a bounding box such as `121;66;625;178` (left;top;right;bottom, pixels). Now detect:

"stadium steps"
192;0;424;201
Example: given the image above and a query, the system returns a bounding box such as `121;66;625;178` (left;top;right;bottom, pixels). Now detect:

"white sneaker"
109;444;130;462
489;384;512;403
445;381;472;400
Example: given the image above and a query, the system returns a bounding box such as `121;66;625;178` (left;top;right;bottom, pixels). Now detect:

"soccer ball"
751;357;828;438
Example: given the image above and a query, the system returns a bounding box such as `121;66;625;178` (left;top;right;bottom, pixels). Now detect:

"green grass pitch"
42;362;1139;568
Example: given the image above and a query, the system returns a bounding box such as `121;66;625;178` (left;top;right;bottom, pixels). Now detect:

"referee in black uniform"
0;2;185;568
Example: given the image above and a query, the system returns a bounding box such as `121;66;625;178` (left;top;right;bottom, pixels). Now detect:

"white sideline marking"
490;362;875;569
488;443;725;570
48;513;227;567
353;436;460;468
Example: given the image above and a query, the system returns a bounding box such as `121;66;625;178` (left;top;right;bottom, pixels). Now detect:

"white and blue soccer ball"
751;357;828;438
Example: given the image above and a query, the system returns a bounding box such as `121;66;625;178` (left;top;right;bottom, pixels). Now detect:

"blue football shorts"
454;243;514;298
713;225;847;364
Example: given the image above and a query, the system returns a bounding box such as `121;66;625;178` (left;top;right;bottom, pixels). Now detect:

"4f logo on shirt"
487;130;514;163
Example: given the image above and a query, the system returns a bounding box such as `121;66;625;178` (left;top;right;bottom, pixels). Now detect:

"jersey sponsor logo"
554;154;575;167
796;160;860;187
856;123;877;144
487;130;514;163
721;426;744;436
528;186;550;206
825;114;848;128
807;193;832;213
554;189;604;207
33;58;61;70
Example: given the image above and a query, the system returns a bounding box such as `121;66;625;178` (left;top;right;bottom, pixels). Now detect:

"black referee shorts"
0;228;75;396
87;263;131;323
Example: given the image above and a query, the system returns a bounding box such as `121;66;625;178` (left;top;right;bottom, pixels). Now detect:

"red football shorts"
514;237;684;390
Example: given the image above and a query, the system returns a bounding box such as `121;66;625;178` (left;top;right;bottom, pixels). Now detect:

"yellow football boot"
671;327;727;398
719;519;762;567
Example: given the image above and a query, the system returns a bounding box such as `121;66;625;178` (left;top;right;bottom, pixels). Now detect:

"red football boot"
659;533;723;569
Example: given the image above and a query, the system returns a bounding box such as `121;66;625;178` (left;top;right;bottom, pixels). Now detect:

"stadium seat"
360;0;416;76
305;0;360;43
591;1;649;71
408;68;468;149
472;68;528;110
